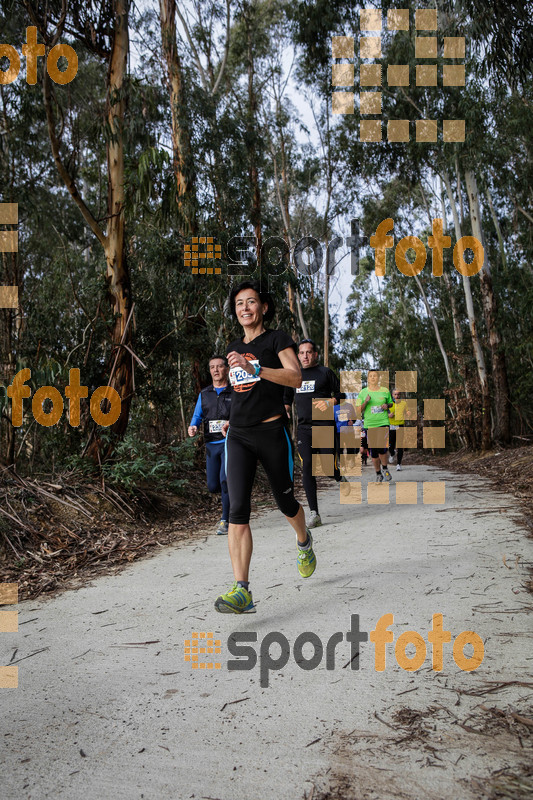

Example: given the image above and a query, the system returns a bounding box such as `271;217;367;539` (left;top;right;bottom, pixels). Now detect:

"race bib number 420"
296;380;316;393
209;420;225;433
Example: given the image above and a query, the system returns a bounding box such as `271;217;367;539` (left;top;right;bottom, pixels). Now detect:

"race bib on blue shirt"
209;420;225;433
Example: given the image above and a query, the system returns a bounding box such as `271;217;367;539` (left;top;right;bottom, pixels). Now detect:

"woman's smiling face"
234;288;267;328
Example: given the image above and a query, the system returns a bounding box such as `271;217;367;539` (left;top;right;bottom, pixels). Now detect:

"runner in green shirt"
356;370;393;482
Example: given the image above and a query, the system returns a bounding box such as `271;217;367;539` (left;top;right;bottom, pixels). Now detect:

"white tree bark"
442;169;489;390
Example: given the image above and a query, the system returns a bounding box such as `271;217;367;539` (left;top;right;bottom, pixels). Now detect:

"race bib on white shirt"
371;405;383;414
296;380;316;393
209;420;225;433
229;360;261;387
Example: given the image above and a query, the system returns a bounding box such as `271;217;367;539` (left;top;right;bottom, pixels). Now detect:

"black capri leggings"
364;427;389;459
225;419;300;525
297;426;341;513
388;429;404;465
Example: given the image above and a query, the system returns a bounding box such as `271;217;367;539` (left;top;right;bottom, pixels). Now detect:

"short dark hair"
209;355;228;366
228;280;276;323
298;338;317;352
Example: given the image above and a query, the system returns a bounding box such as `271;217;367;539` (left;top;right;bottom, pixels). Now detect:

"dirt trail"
1;463;532;800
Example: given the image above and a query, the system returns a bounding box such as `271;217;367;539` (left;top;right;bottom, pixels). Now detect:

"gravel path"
2;463;532;800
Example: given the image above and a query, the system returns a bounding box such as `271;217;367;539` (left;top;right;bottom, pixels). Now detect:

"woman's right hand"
227;351;254;374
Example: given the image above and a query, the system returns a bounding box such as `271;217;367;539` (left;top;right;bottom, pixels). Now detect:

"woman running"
215;281;316;613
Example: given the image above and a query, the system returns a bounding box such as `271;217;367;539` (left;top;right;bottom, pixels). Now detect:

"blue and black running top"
226;328;296;427
189;384;232;443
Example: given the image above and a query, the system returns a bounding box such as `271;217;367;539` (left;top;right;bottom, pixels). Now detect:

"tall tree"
26;0;133;456
159;0;197;235
464;169;511;443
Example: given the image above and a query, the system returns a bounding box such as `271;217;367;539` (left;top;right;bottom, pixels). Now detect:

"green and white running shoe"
214;582;256;613
297;530;316;578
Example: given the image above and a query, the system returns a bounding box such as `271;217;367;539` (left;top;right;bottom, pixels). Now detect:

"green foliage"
101;434;196;494
1;0;532;473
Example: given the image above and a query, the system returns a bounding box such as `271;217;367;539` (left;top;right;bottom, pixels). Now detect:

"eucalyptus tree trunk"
159;0;197;235
278;127;297;339
439;180;463;352
101;0;132;446
0;250;18;466
416;180;453;383
413;275;452;384
319;102;335;366
485;186;507;271
41;0;133;457
464;170;510;444
323;259;330;366
0;87;21;466
243;3;262;267
272;152;309;339
442;169;491;450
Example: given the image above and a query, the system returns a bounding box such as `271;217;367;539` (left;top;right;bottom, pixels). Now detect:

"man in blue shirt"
188;356;232;534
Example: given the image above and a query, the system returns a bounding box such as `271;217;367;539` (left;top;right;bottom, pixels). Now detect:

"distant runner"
214;281;315;614
388;388;409;471
284;339;344;528
188;356;232;535
334;398;357;475
357;370;393;482
354;419;369;466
